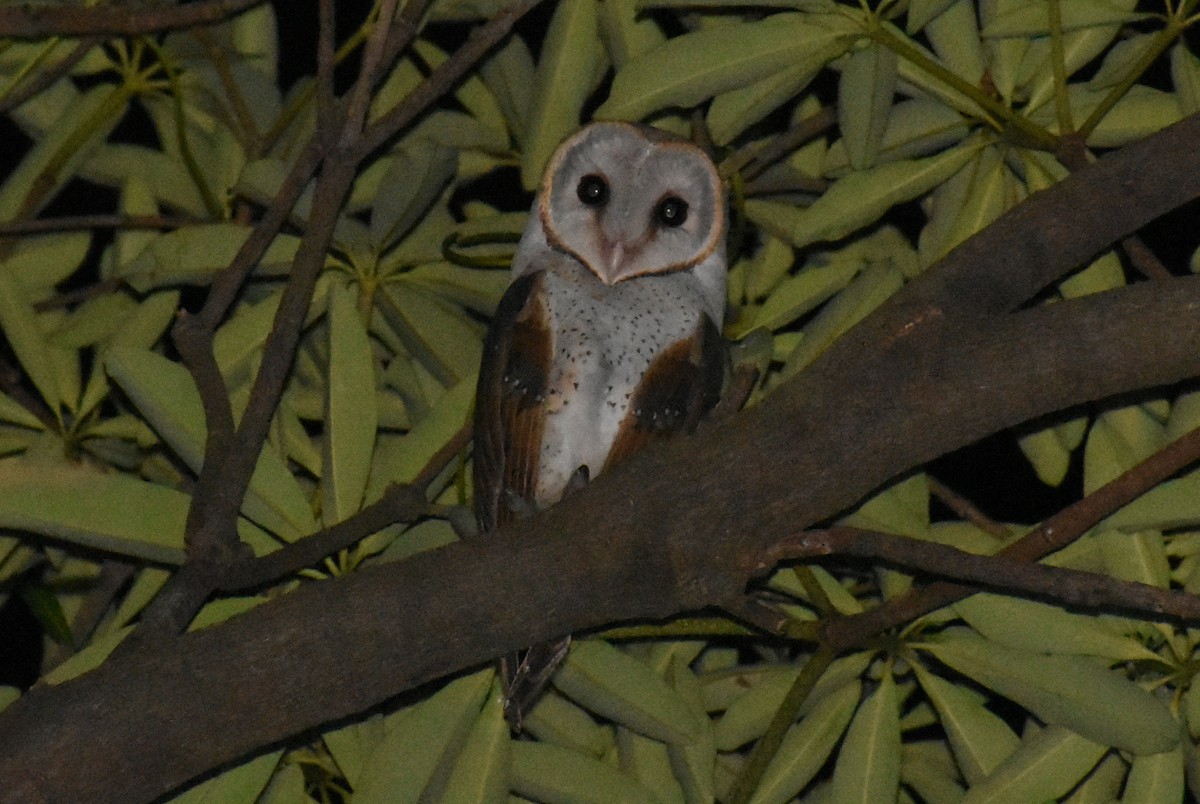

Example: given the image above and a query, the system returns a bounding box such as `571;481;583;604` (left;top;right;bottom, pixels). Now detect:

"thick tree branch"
3;109;1200;799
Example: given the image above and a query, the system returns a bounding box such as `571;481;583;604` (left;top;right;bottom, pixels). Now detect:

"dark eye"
655;196;688;227
576;174;609;207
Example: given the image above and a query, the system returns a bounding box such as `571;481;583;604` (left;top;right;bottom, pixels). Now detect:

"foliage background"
1;0;1200;801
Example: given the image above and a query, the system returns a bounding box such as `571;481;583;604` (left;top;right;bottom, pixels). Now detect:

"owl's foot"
500;635;572;732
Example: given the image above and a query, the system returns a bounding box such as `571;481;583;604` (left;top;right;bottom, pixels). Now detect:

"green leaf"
19;582;74;646
780;261;904;377
520;0;602;190
523;690;616;757
923;630;1178;754
1124;741;1185;804
120;224;301;292
0;272;61;417
1172;41;1200;116
0;392;45;430
106;347;317;538
479;37;535;145
982;0;1145;37
598;0;666;69
0;83;130;221
376;283;483;385
511;740;661;803
165;750;283;804
1017;415;1087;487
440;679;511;803
751;140;981;250
744;259;861;335
830;671;900;803
917;144;1012;268
1103;471;1200;533
666;656;716;803
322;714;387;790
911;663;1018;784
369;140;457;250
961;726;1107;803
0;457;186;564
413;39;509;144
705;21;853;145
598;13;857;123
353;669;492;803
554;640;699;744
838;42;897;170
923;0;985;84
4;232;90;297
956;593;1162;662
750;681;861;804
1083;403;1167;494
322;283;378;525
618;727;687;803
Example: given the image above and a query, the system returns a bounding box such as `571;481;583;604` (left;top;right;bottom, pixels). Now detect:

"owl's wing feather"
473;271;552;534
603;313;725;472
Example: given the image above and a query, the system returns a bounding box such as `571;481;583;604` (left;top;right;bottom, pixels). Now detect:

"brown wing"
602;313;725;472
473;272;552;535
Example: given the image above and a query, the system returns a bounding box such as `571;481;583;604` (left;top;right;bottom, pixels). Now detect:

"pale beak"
595;239;626;285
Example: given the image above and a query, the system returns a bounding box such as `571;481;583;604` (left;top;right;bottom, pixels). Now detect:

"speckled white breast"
533;261;709;507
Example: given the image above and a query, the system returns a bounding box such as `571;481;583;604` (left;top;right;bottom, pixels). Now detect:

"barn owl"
473;121;728;728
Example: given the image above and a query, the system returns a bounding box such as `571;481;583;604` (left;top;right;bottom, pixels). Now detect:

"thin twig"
1121;235;1173;280
0;213;198;236
0;0;266;38
0;36;102;115
821;423;1200;651
219;422;470;592
928;476;1010;539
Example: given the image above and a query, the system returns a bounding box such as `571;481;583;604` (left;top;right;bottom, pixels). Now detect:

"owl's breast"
533;267;706;506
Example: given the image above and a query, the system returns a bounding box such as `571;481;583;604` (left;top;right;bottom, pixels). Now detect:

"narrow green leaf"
120;224;301;292
706;23;852;145
554;640;699;744
982;0;1145;37
1172;42;1200;116
1124;741;1185;804
961;726;1107;803
912;663;1018;784
322;283;378;525
598;13;857;123
746;259;861;334
19;583;74;646
106;347;317;538
750;681;861;804
523;690;616;757
376;283;483;385
369;140;457;250
520;0;602;190
1103;472;1200;533
413;39;509;143
924;630;1178;754
830;672;900;803
478;37;536;145
511;741;661;803
0;392;45;430
0;272;61;417
957;593;1162;662
666;656;716;803
0;457;186;564
754;140;980;250
618;727;687;803
165;750;282;804
598;0;666;69
780;261;904;377
1083;403;1167;494
4;232;90;297
353;669;492;804
440;680;511;804
838;42;897;170
923;0;985;83
322;714;387;790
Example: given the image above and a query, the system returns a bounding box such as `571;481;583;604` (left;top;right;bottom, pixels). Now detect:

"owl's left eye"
655;196;688;228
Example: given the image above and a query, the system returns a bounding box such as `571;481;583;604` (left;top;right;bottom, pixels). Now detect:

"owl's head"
535;121;725;286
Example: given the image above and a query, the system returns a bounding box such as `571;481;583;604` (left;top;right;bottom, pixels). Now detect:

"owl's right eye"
576;174;609;207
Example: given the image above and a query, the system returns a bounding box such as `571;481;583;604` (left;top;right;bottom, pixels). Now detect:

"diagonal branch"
4;114;1200;796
